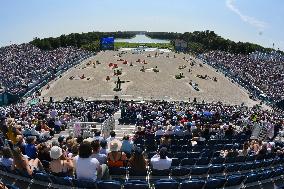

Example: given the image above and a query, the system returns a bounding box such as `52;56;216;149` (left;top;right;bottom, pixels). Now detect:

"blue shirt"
25;144;37;159
121;140;134;154
0;157;13;168
91;153;107;165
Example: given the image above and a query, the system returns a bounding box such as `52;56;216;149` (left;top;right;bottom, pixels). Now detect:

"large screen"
101;37;115;50
174;39;187;51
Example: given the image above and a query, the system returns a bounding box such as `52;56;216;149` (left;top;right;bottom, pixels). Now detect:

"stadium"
1;1;284;189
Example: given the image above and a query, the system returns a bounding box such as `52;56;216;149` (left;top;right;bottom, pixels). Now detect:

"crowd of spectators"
0;99;118;142
199;51;284;102
120;101;283;142
0;100;118;182
1;40;284;187
0;100;283;187
0;43;91;95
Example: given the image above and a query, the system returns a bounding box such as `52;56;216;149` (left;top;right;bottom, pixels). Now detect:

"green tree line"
147;30;282;54
30;30;283;55
30;31;136;51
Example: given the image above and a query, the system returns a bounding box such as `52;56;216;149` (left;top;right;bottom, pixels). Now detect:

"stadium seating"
0;100;283;189
154;179;179;189
124;180;149;189
50;175;74;186
74;179;97;188
97;180;121;189
180;179;206;189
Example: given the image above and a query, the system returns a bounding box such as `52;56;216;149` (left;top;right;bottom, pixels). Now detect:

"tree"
30;31;281;55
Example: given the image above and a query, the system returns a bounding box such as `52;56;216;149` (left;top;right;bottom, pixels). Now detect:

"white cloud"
226;0;267;30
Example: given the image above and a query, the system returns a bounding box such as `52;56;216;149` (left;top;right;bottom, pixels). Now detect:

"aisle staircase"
251;122;269;141
112;109;136;139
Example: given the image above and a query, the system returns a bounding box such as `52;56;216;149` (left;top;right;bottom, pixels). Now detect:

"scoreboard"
101;37;115;50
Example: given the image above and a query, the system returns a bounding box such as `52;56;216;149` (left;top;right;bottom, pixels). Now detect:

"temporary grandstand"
0;34;283;189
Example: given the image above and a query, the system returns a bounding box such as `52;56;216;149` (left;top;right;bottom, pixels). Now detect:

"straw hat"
109;140;122;152
50;146;63;159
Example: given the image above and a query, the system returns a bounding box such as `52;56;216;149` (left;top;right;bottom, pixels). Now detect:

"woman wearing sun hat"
107;140;127;168
49;146;74;177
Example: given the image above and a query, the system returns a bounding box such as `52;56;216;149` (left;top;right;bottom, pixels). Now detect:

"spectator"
238;142;249;156
49;146;74;177
134;126;145;139
99;140;108;155
93;131;103;142
107;141;127;168
0;147;13;168
258;143;268;157
160;135;171;148
16;135;26;155
225;124;234;139
91;141;107;165
57;135;65;147
54;118;63;133
65;137;76;154
11;147;43;176
120;135;134;157
106;131;116;143
150;147;172;170
37;143;52;162
155;126;164;136
174;126;185;137
74;141;101;181
127;147;147;174
25;136;37;159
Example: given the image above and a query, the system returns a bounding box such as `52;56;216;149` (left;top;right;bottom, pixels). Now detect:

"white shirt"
30;127;40;136
106;137;115;143
93;136;104;142
155;130;164;136
54;120;62;126
150;155;172;170
74;156;100;181
90;153;107;165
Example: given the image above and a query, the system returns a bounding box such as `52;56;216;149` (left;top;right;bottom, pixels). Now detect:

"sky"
0;0;283;50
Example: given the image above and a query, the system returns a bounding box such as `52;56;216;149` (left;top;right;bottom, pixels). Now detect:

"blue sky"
0;0;283;50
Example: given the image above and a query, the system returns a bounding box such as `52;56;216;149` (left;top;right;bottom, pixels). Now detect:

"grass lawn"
114;42;173;49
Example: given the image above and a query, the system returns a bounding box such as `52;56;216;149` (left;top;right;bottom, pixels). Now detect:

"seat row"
1;165;284;189
135;137;248;145
17;167;284;189
109;158;282;178
139;143;246;153
146;151;276;162
135;138;248;151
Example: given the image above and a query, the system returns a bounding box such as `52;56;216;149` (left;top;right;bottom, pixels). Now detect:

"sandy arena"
40;50;257;106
